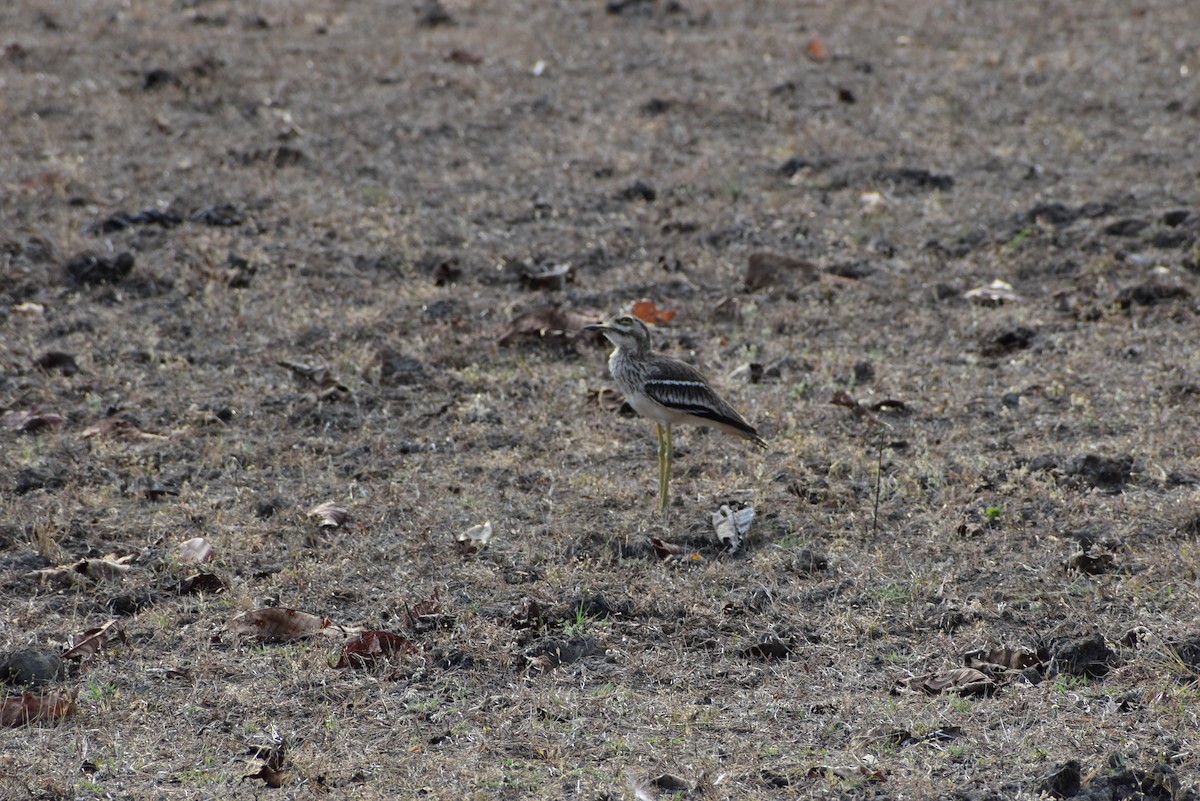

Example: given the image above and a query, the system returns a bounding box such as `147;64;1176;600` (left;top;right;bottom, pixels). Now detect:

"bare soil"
2;0;1200;798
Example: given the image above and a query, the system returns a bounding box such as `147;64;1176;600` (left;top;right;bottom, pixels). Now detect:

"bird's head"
584;315;651;351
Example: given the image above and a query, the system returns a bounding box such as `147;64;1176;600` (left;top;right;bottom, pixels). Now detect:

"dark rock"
618;180;656;202
875;167;954;192
1027;202;1080;226
14;468;63;495
141;68;181;91
35;351;79;375
1114;283;1190;307
1067;454;1134;491
378;349;426;386
1049;634;1115;679
0;648;66;686
1104;218;1149;237
981;325;1037;357
64;251;134;285
1039;759;1080;799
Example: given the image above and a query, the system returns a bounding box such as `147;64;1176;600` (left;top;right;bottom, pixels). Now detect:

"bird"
584;315;766;512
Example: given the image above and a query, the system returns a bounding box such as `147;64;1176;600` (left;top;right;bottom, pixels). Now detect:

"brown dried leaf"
1;690;78;727
456;521;493;554
649;537;682;559
178;537;213;564
278;360;350;396
334;631;420;668
175;572;227;596
964;647;1041;671
904;667;995;697
62;620;124;662
804;33;828;62
33;554;135;586
1066;550;1116;575
829;390;879;423
626;298;676;325
2;409;65;432
595;386;626;413
244;736;289;787
229;608;333;642
409;587;442;619
307;501;347;528
497;307;594;347
80;415;168;440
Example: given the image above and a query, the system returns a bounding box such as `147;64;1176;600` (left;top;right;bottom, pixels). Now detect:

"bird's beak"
583;323;608;332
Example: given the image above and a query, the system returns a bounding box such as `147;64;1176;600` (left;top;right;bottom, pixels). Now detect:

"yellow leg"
657;419;676;513
656;423;668;512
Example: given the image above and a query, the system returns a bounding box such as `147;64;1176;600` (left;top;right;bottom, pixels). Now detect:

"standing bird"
584;315;766;511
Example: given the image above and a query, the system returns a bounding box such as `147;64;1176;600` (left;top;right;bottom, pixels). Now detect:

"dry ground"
2;0;1200;798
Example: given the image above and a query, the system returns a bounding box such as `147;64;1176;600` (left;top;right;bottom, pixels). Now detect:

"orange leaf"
628;299;676;325
805;33;828;62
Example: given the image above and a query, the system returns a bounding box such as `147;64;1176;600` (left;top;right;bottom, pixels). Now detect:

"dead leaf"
307;501;347;528
334;631;420;668
178;537;213;564
2;409;65;433
407;588;455;633
964;647;1041;671
804;33;828;62
229;608;333;642
711;504;755;553
62;620;124;662
408;587;442;619
829;390;879;423
807;765;885;782
445;48;482;65
80;415;168;440
33;554;135;586
244;734;289;787
964;279;1022;306
497;307;594;347
626;298;676;325
1066;550;1116;575
595;387;626;413
520;262;572;290
0;690;78;727
649;537;682;559
456;521;493;554
508;597;543;629
902;667;995;697
278;360;350;397
175;572;227;596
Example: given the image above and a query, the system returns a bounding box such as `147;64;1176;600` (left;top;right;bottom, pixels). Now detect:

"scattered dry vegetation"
2;0;1199;798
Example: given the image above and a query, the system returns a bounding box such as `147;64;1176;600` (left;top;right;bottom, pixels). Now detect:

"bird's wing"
642;358;760;440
